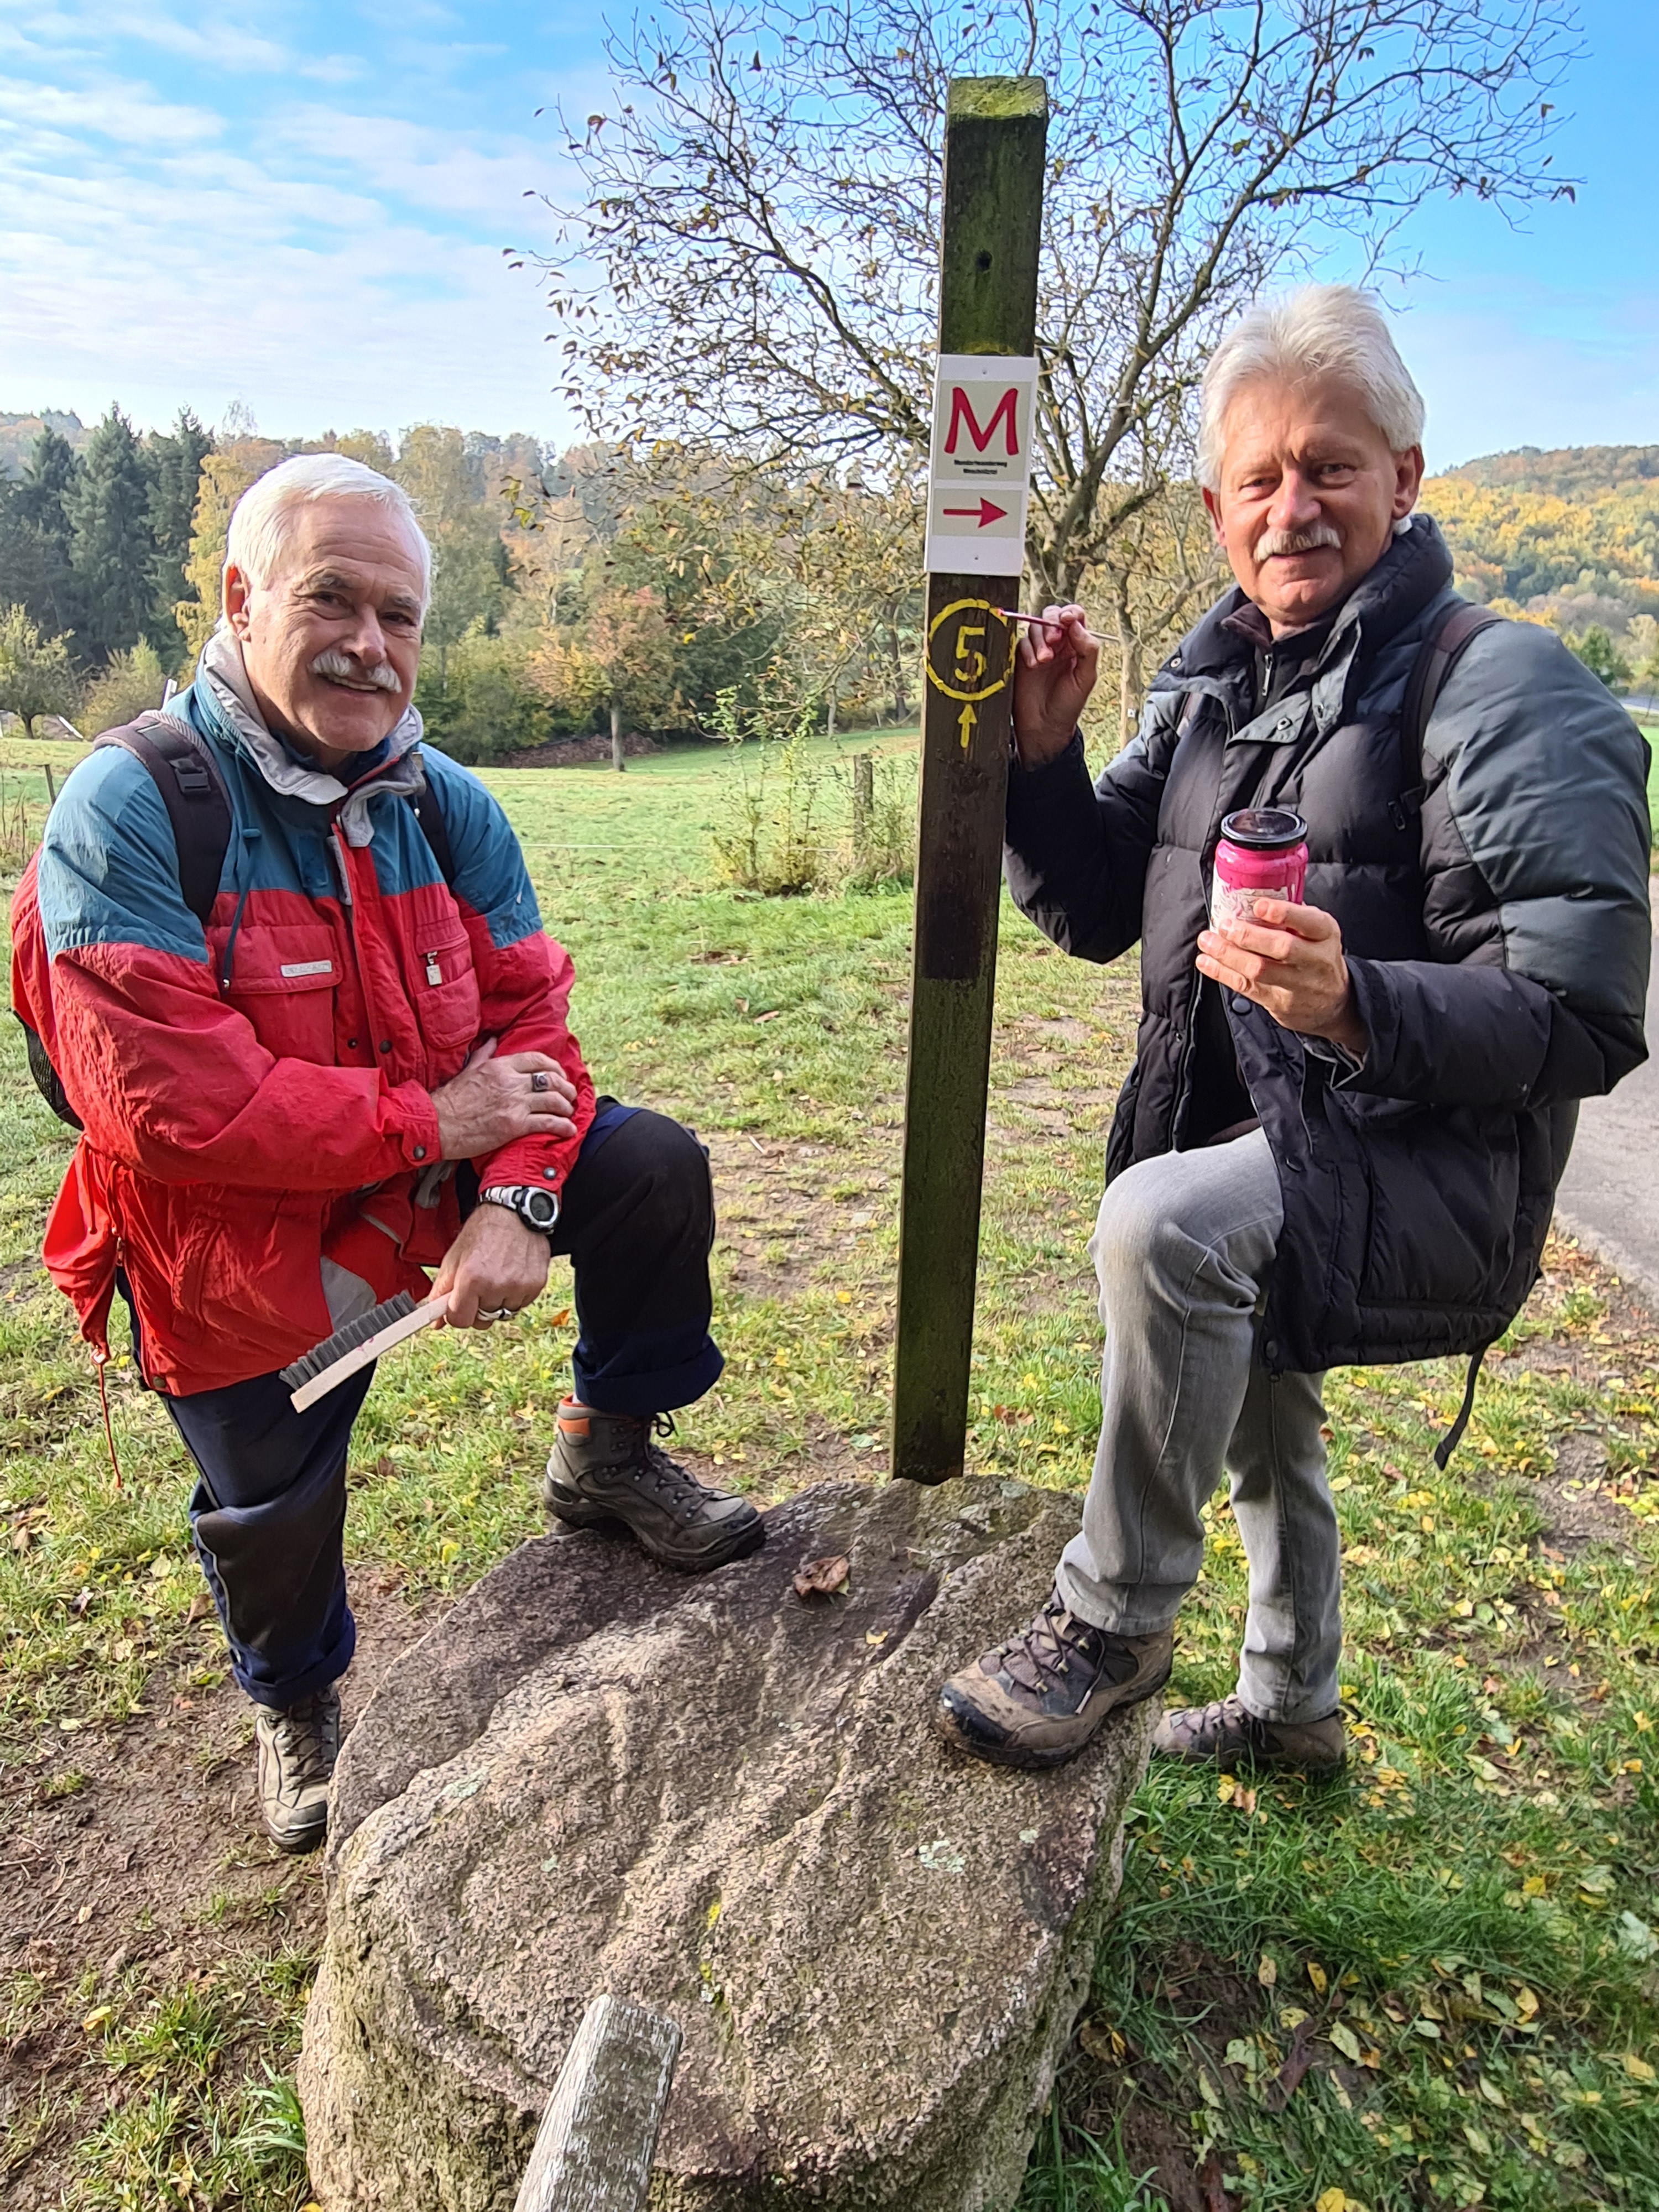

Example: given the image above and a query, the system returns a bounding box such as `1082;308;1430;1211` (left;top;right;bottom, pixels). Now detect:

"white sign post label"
921;352;1038;576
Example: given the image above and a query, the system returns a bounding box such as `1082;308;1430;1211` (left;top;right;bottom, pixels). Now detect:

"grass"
2;726;1656;2210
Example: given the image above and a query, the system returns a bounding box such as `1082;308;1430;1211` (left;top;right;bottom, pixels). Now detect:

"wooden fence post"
852;751;875;863
890;77;1048;1484
513;1994;681;2212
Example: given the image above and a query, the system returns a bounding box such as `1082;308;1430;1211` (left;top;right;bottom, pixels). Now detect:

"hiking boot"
254;1685;341;1854
541;1400;765;1572
935;1590;1173;1770
1152;1694;1346;1776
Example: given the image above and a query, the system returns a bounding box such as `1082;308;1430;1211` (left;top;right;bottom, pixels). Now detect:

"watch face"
523;1188;558;1229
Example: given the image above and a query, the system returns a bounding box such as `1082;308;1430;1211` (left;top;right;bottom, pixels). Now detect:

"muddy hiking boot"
1153;1695;1346;1776
542;1400;765;1572
935;1590;1173;1770
254;1684;341;1854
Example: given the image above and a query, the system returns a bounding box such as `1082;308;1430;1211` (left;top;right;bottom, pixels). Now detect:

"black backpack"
22;713;458;1130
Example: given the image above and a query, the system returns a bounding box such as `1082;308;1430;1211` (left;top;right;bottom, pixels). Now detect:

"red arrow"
942;497;1008;528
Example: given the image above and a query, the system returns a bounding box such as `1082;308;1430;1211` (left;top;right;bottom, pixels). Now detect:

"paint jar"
1211;807;1308;932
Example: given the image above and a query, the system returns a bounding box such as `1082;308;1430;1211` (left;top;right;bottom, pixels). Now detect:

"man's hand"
1011;603;1099;767
430;1202;551;1329
1196;899;1368;1057
430;1039;577;1160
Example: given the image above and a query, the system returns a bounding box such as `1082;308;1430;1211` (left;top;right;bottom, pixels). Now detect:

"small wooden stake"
891;77;1048;1484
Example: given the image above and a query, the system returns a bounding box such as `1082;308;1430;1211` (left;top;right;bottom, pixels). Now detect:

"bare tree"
525;0;1578;607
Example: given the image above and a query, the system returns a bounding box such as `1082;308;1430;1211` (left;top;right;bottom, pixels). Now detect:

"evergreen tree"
0;427;82;639
69;406;158;661
147;408;214;647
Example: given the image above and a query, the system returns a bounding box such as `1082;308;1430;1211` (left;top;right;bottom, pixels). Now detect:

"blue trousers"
147;1105;721;1708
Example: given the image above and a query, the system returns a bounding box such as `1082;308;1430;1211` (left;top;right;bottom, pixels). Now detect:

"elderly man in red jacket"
12;453;760;1852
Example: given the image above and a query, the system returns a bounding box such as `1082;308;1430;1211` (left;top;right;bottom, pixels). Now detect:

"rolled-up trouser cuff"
573;1331;724;1417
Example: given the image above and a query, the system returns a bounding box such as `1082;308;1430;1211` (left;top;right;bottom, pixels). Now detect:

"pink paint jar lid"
1218;806;1307;853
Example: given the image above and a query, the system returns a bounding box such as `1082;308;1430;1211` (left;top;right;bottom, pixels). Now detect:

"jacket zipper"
1170;684;1241;1150
333;827;388;1063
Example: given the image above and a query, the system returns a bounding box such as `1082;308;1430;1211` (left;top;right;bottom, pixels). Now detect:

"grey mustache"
311;648;400;692
1254;522;1342;561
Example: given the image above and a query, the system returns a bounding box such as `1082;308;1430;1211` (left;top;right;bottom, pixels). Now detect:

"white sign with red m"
923;352;1037;576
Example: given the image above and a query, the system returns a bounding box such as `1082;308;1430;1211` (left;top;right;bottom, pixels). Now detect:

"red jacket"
11;679;593;1394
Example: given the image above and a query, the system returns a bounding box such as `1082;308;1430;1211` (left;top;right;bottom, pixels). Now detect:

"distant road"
1556;892;1659;1306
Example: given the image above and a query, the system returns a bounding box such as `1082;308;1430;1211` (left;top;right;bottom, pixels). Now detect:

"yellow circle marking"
926;598;1016;704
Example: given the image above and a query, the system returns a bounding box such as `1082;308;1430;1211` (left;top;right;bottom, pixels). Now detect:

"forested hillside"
0;409;922;757
1425;446;1659;677
7;400;1659;760
0;410;89;478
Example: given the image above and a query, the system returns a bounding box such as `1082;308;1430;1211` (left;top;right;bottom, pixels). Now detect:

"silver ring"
531;1071;551;1093
476;1305;515;1323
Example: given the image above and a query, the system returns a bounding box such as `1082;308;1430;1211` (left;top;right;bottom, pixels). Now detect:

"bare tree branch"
523;0;1580;615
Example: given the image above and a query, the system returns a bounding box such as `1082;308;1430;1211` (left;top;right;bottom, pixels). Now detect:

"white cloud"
0;1;594;438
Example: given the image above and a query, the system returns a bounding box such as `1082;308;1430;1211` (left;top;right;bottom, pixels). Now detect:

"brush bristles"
280;1292;418;1390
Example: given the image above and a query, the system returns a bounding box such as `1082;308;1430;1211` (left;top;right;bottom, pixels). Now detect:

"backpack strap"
96;713;233;928
1391;601;1504;832
410;776;458;890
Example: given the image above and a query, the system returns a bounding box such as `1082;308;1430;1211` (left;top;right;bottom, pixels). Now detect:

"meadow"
1;727;1656;2212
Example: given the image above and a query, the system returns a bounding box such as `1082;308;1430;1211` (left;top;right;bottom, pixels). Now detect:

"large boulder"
299;1477;1150;2212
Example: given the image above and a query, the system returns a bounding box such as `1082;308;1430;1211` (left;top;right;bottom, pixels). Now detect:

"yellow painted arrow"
957;702;976;751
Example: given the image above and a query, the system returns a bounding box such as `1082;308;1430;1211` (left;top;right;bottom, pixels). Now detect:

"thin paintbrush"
994;607;1109;647
279;1292;446;1413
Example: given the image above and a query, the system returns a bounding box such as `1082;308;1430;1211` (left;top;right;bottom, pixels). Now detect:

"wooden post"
891;78;1047;1485
513;1994;681;2212
852;751;874;863
44;764;58;805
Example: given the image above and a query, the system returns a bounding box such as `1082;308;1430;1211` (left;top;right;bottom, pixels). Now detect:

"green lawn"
2;729;1656;2211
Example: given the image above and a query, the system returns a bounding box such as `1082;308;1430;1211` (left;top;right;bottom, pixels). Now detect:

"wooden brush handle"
288;1297;445;1412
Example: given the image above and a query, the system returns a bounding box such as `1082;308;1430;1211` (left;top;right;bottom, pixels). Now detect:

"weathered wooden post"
513;1994;682;2212
891;77;1047;1485
852;750;875;864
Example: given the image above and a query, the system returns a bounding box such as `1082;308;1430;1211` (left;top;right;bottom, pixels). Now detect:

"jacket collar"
1157;513;1456;692
195;627;427;848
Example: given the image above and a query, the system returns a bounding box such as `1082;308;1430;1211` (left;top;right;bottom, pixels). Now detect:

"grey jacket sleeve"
1002;711;1172;964
1345;622;1651;1108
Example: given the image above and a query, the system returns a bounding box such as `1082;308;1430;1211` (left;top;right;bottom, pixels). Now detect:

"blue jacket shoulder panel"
38;743;208;965
419;748;545;949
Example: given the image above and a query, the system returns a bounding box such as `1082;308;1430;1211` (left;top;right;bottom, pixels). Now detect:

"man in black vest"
936;285;1651;1776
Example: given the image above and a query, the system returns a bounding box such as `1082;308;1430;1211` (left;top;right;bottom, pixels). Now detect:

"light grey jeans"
1055;1127;1340;1724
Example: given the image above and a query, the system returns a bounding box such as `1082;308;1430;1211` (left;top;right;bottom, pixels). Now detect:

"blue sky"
0;0;1653;468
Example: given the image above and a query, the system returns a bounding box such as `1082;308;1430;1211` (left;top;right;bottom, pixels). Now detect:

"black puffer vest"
1004;517;1652;1374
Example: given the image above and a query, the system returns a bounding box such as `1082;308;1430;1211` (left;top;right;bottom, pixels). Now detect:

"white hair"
224;452;431;615
1197;285;1426;492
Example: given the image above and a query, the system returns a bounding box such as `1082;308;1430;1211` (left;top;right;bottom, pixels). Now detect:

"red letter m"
945;385;1019;457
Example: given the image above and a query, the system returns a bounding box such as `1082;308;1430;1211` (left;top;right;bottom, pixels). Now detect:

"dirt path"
1555;902;1659;1303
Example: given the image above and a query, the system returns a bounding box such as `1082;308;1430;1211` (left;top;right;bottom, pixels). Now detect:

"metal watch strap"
478;1183;559;1242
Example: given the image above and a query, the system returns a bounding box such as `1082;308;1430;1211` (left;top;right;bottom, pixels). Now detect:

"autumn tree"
533;580;676;770
0;604;80;738
81;639;168;733
533;0;1578;625
175;437;287;661
394;426;509;697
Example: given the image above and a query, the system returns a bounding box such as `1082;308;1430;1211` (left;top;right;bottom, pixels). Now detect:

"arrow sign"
923;353;1036;575
957;701;976;749
942;498;1007;528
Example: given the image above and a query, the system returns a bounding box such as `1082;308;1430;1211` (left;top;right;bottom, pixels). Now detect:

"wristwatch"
478;1183;560;1243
